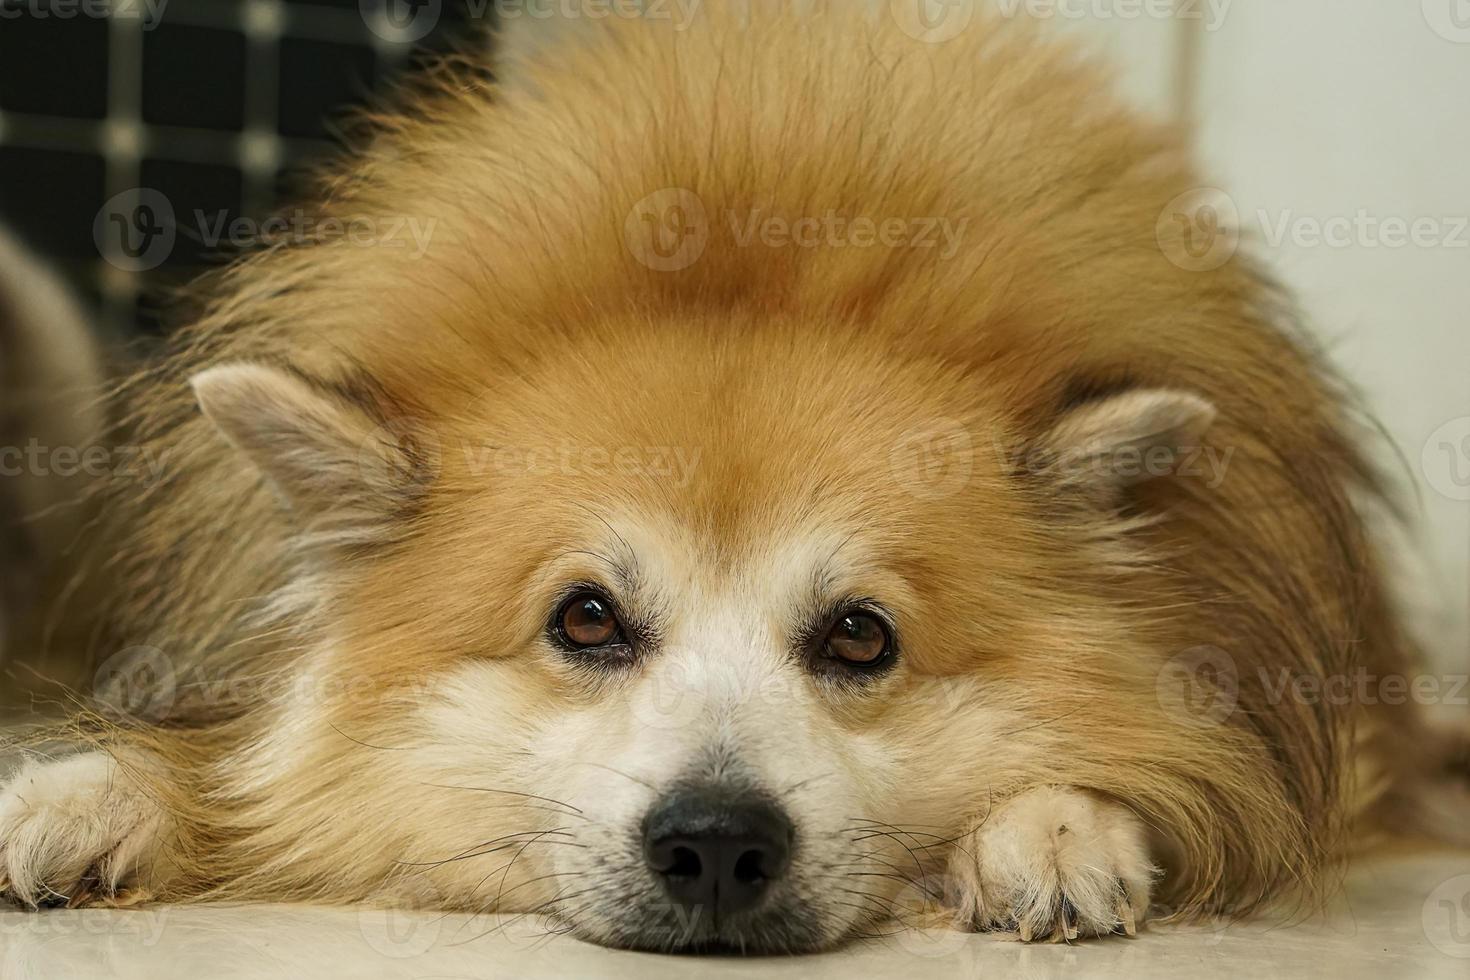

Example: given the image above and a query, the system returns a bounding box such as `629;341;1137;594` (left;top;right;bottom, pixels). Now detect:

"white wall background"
988;0;1469;675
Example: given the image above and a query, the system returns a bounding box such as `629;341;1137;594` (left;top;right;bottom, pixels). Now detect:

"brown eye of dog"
557;593;623;649
825;613;890;666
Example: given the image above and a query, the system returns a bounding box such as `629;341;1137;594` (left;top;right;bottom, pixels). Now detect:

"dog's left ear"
1033;389;1218;495
191;362;427;541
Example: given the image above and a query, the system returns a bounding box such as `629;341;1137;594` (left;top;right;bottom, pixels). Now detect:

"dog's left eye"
824;612;891;667
556;592;626;650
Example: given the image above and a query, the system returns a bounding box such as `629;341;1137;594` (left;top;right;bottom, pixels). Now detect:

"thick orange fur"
0;4;1445;948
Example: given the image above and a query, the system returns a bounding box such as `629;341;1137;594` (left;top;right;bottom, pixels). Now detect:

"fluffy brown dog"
0;4;1461;953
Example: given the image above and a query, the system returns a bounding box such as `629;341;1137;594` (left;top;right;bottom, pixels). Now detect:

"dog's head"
192;315;1212;951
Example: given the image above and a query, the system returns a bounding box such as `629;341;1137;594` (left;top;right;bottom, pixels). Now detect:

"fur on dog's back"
70;5;1429;918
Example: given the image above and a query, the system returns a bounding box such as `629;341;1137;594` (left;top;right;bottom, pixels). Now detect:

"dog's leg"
948;786;1156;941
0;751;171;908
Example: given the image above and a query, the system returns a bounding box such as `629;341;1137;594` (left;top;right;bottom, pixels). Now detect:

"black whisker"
846;817;952;831
492;826;570;913
829;854;928;883
419;782;586;816
447;885;595;948
328;722;410;752
394;828;581;869
837;827;932;899
779;772;835;797
843;819;955;843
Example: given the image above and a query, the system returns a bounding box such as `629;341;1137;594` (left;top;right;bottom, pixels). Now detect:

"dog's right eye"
824;612;891;667
555;591;626;650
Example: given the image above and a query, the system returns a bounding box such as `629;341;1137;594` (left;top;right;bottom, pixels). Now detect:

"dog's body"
0;6;1461;952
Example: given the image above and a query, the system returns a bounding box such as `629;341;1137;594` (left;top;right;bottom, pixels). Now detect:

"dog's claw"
108;887;151;908
66;884;96;909
1117;894;1137;937
1007;883;1135;942
65;868;103;909
1061;898;1080;941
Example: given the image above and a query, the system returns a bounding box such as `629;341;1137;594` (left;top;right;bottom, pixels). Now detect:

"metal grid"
0;0;477;334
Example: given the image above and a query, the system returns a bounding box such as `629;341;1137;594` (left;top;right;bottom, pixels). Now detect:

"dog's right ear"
191;363;427;541
1030;388;1218;502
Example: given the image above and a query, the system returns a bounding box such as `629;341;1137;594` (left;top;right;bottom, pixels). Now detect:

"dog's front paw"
0;751;167;908
948;786;1155;942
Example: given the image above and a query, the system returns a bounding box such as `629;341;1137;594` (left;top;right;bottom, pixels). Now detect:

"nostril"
732;847;769;885
666;845;702;879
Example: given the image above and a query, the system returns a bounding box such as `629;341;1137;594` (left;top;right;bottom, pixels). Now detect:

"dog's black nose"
643;788;793;920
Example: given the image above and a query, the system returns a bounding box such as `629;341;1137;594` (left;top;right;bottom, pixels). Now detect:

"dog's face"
423;514;916;952
194;316;1212;951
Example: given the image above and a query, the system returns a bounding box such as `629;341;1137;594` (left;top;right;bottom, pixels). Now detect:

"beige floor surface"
2;850;1468;979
